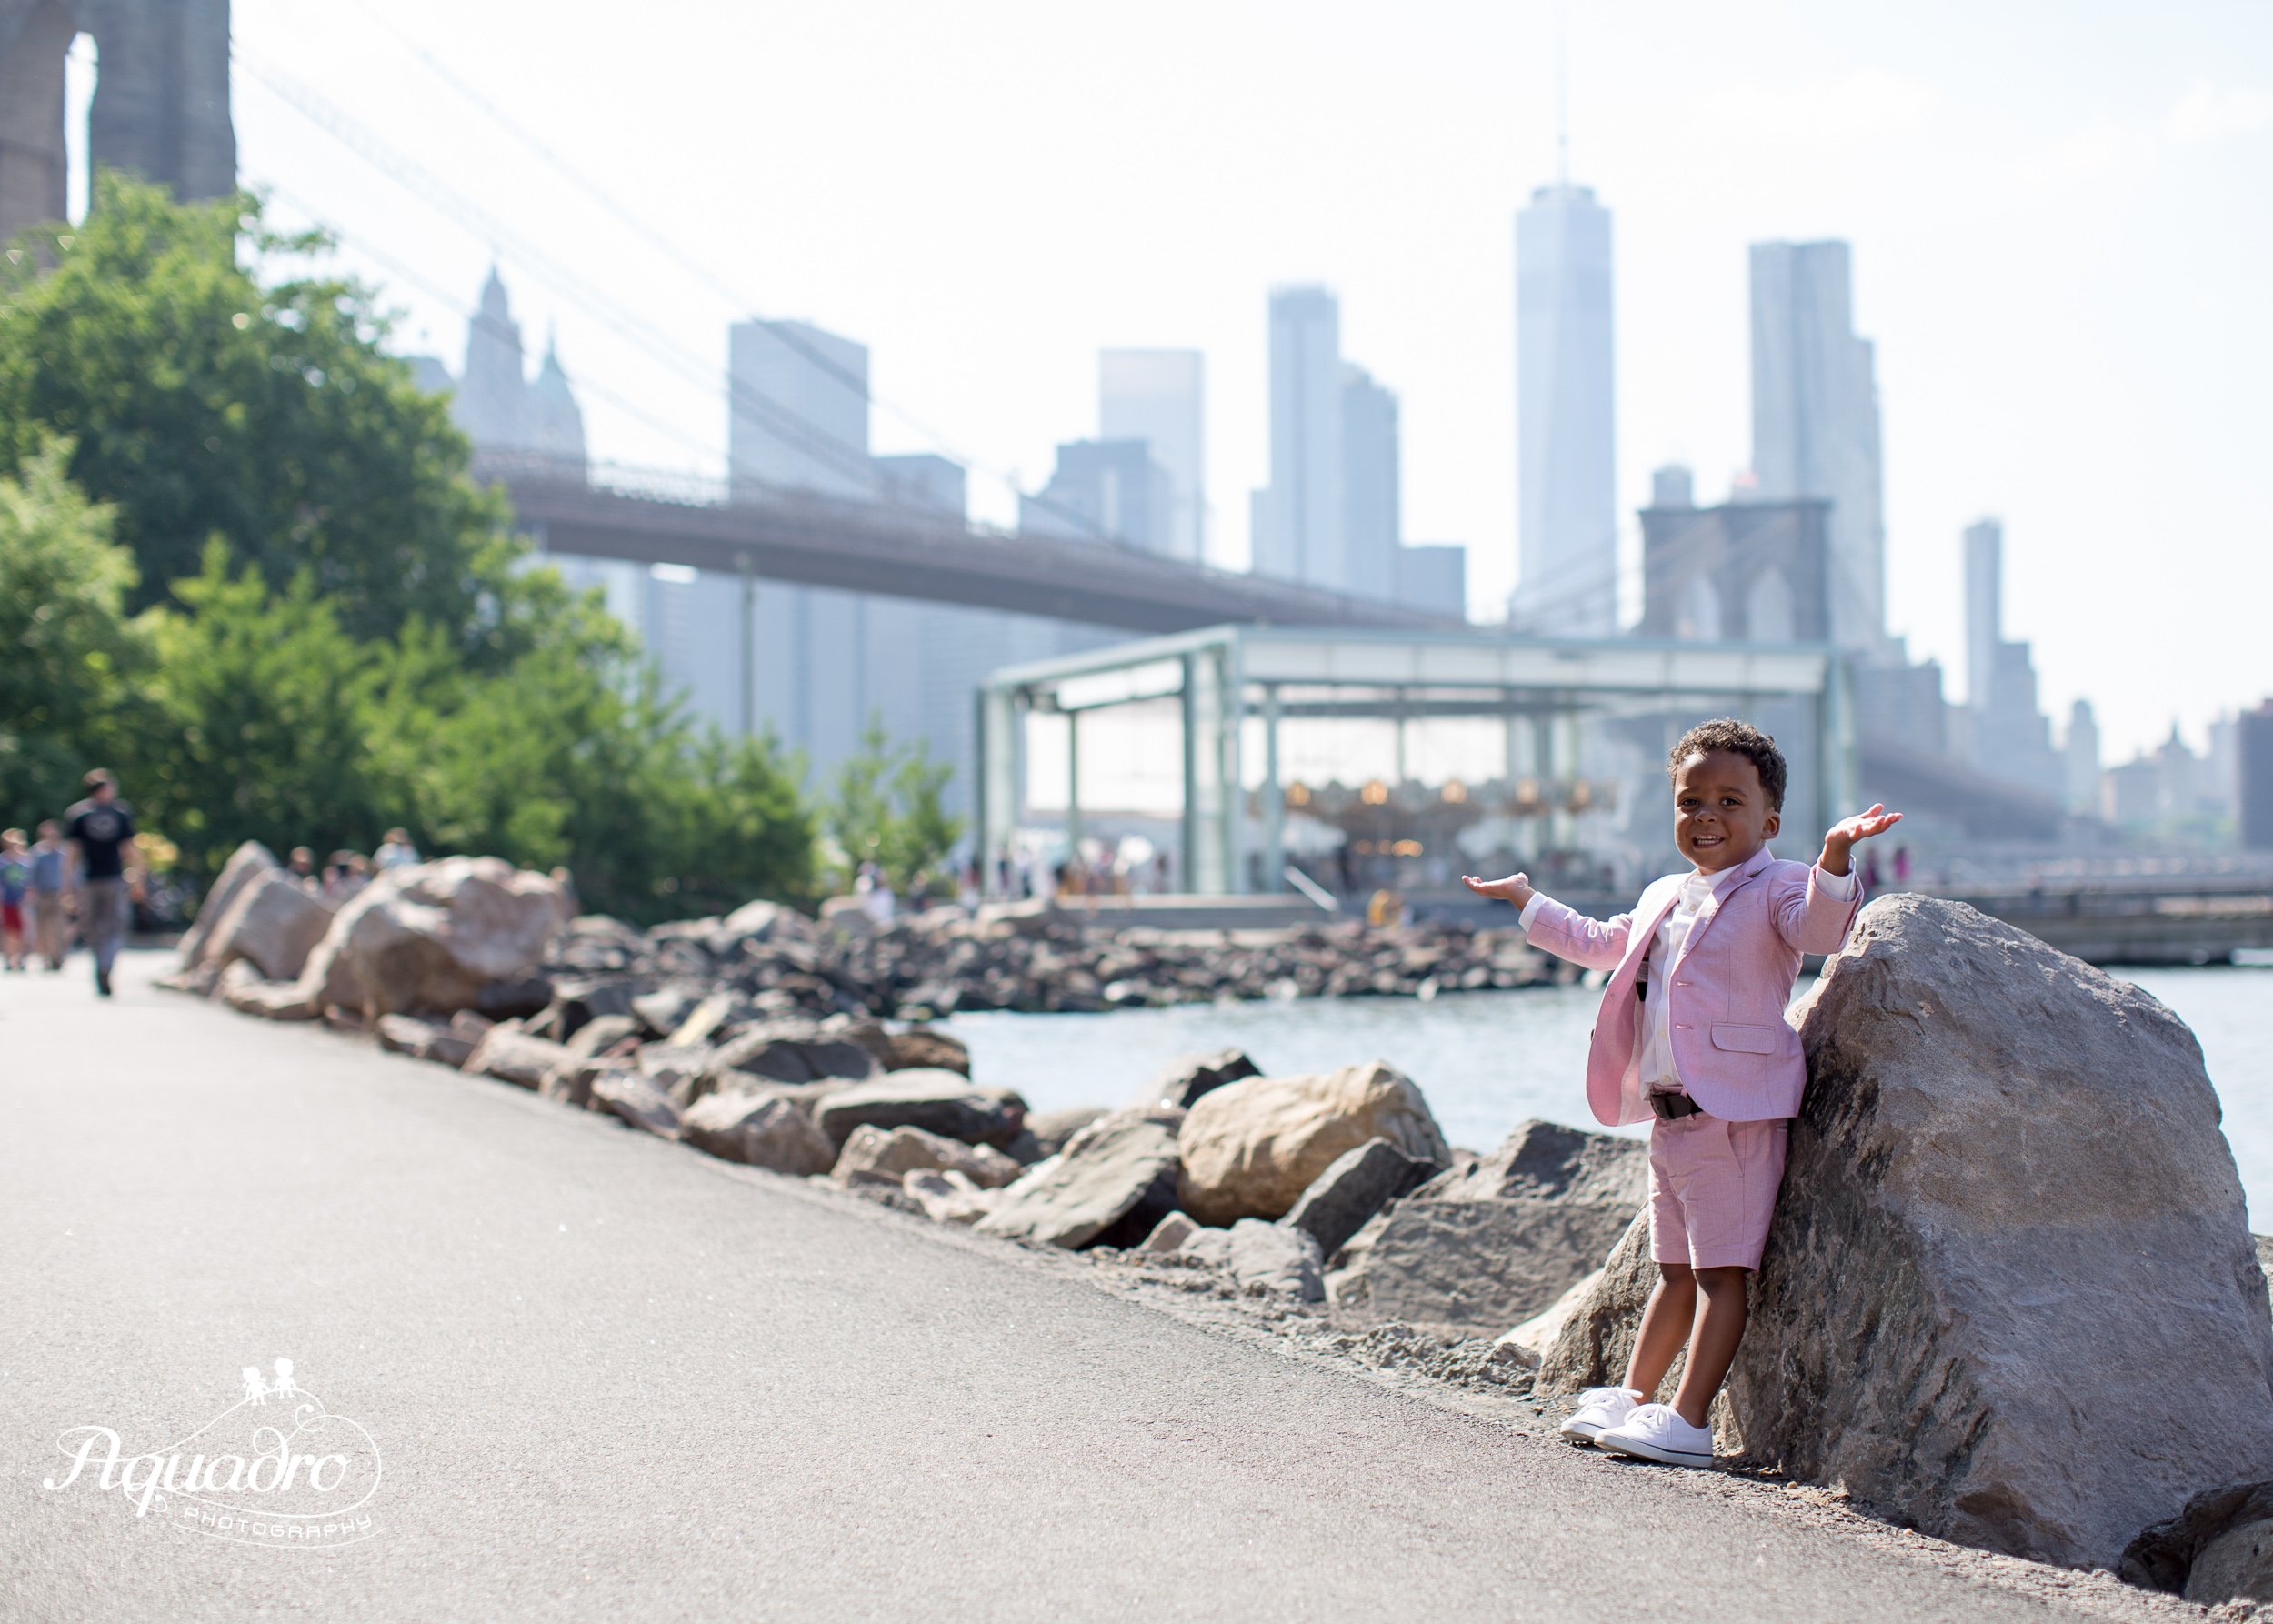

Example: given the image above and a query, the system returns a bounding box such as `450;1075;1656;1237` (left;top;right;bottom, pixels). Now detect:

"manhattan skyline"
204;0;2272;761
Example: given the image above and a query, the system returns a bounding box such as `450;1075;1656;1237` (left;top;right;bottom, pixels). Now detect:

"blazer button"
1674;1023;1691;1030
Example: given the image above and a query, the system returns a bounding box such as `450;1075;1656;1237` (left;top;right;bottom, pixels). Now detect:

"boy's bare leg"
1622;1264;1696;1400
1670;1267;1750;1427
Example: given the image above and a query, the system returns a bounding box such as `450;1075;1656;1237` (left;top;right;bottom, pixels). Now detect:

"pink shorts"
1647;1111;1789;1270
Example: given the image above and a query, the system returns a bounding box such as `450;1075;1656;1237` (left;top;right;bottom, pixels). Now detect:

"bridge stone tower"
0;0;235;241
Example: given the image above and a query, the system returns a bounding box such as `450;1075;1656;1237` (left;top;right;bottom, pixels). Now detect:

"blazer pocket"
1709;1023;1784;1055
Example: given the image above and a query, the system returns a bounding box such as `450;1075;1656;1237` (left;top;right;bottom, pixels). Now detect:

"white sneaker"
1557;1386;1641;1445
1595;1402;1717;1468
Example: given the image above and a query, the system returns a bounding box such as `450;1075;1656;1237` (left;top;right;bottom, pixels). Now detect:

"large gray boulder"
1325;1119;1644;1339
976;1109;1182;1249
1177;1060;1450;1227
204;867;336;982
1539;896;2273;1570
812;1071;1027;1149
592;1069;682;1140
707;1022;882;1088
295;857;571;1018
1185;1219;1326;1302
2124;1482;2273;1603
175;840;278;969
1278;1136;1440;1260
832;1124;1022;1188
680;1090;836;1175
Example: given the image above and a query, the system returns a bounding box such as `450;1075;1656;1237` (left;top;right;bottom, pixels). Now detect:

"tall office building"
1098;350;1205;562
1340;365;1401;604
1251;286;1346;591
1964;518;2002;711
1021;439;1174;553
1514;183;1617;635
2063;699;2101;817
1749;240;1886;657
727;318;876;499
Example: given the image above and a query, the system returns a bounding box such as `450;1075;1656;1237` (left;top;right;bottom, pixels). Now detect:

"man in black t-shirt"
64;768;138;997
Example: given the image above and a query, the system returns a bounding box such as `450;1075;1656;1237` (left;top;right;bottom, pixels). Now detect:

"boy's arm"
1519;893;1636;973
1770;863;1863;956
1461;871;1632;971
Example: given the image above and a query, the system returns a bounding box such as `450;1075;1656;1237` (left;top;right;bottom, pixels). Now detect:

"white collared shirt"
1519;854;1856;1097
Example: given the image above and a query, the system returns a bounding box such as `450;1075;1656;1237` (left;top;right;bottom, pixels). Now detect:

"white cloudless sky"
209;0;2270;763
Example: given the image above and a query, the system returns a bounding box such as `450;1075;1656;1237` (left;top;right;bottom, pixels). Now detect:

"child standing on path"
1462;718;1900;1469
0;830;28;971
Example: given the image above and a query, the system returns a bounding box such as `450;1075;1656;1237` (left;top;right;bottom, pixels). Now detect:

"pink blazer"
1523;846;1864;1127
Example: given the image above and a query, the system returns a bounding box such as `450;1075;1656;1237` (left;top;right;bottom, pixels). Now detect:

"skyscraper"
1098;350;1205;563
1749;240;1886;657
1964;517;2002;711
1020;439;1173;553
1340;364;1401;604
727;318;875;499
1251;286;1345;590
1514;183;1617;635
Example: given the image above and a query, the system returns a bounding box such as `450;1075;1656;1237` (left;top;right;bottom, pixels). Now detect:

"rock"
546;977;638;1039
884;1026;969;1075
667;989;755;1048
565;1013;639;1059
680;1090;836;1175
539;1057;612;1111
1139;1212;1201;1253
1184;1219;1325;1301
215;959;316;1020
1532;1209;1657;1391
636;1043;717;1108
2190;1519;2273;1608
2259;1234;2273;1309
1137;1048;1261;1110
2125;1482;2273;1599
832;1124;1023;1188
591;1069;682;1140
474;974;553;1020
1327;1119;1643;1339
712;898;815;951
976;1110;1182;1249
1026;1107;1109;1158
902;1168;996;1225
375;1013;443;1056
631;986;702;1038
1498;1263;1610;1358
1278;1136;1439;1260
462;1025;575;1090
204;867;335;982
707;1022;882;1087
812;1071;1028;1150
1545;897;2273;1570
176;840;278;969
1177;1060;1450;1228
295;857;572;1019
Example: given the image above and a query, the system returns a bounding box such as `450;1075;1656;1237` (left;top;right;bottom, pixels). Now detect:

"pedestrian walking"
0;829;29;971
63;769;139;998
26;820;67;970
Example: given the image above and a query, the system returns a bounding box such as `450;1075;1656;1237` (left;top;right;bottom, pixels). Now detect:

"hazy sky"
184;2;2273;760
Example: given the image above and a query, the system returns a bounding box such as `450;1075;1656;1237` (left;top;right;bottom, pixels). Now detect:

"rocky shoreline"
165;844;2273;1614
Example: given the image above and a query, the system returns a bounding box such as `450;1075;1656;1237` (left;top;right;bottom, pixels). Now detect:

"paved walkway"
1;954;2141;1621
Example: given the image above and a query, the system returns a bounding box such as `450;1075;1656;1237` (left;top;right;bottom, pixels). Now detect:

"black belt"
1648;1090;1703;1121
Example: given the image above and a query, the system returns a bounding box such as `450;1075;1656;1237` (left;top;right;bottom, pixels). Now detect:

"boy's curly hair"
1668;718;1787;811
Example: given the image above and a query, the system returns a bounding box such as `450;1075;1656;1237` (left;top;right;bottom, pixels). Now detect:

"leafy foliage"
0;436;147;831
0;175;511;647
824;719;965;891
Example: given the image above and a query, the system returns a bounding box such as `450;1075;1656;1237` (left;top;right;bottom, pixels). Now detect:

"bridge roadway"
1;954;2160;1622
482;453;1461;636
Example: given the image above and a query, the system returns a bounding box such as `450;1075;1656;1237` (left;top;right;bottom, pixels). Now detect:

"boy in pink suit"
1463;718;1900;1469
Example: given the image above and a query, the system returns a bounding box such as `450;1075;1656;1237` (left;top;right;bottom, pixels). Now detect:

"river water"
943;963;2273;1231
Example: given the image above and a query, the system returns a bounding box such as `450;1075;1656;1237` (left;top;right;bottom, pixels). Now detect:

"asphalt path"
0;953;2157;1622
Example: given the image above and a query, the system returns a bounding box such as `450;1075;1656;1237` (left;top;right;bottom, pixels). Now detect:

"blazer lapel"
1674;847;1775;968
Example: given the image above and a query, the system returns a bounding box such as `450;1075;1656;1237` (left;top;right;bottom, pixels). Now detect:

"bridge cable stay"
232;41;1126;547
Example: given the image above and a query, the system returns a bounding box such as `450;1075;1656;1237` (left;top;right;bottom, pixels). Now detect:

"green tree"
0;436;146;830
137;541;386;870
824;719;964;891
0;173;512;647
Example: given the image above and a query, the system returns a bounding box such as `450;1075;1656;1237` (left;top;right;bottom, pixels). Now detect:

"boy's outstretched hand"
1819;804;1903;876
1461;872;1536;908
